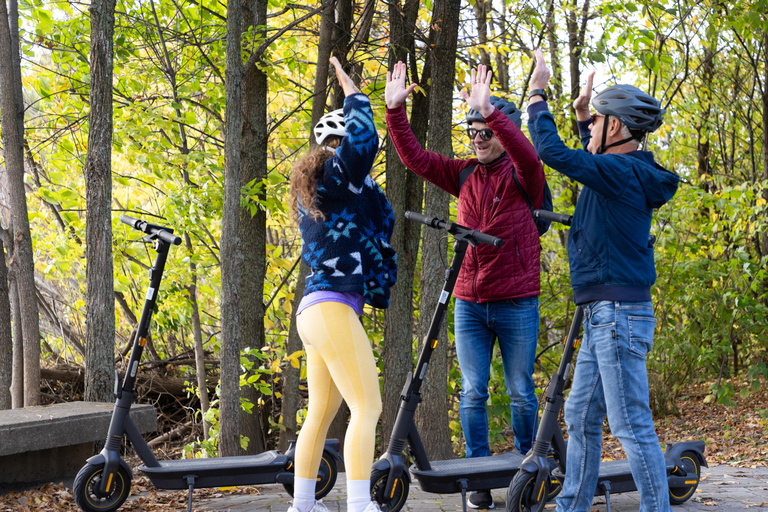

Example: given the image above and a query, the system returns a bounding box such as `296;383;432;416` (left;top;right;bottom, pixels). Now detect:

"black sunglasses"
591;113;606;124
467;128;494;141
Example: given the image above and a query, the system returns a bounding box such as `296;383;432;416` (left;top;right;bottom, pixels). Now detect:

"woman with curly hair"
287;57;396;512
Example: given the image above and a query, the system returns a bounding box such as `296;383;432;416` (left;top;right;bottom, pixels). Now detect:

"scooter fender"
86;448;133;496
663;440;708;468
372;456;411;500
284;438;345;466
277;439;345;484
85;453;133;495
518;454;552;505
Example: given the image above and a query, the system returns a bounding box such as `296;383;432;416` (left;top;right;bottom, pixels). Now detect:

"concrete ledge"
0;401;157;456
0;401;157;489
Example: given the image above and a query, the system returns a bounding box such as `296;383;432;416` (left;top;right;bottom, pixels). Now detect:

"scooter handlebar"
533;209;572;226
405;211;504;248
120;214;182;246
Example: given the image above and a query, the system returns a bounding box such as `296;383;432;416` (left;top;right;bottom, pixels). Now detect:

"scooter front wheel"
73;463;131;512
370;467;409;512
505;469;547;512
283;450;338;499
668;451;701;505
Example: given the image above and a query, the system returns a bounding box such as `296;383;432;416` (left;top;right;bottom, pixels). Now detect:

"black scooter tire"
370;467;409;512
505;470;547;512
73;463;131;512
668;451;701;505
282;450;338;499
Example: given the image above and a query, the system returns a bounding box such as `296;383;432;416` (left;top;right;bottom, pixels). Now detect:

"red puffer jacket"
386;105;545;302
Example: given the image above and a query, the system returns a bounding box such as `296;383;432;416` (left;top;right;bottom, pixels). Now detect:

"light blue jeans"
454;297;539;457
556;300;671;512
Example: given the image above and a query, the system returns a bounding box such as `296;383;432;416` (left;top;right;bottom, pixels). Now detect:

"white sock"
292;476;316;512
347;479;373;512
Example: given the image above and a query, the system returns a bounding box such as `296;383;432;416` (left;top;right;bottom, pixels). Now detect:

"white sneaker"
361;502;382;512
311;500;331;512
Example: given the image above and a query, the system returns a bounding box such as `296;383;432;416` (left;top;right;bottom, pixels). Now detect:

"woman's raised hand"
330;56;359;97
385;60;417;109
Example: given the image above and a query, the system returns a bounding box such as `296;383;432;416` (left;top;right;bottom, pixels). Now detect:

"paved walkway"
190;465;768;512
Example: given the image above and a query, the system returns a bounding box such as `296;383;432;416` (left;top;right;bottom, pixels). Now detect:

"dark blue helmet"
467;96;522;128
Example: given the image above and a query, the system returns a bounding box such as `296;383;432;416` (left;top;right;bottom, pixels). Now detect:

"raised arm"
329;57;379;189
385;61;469;196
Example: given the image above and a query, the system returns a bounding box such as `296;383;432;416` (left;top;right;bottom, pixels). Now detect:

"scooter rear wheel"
668;451;701;505
505;469;546;512
370;467;409;512
73;463;131;512
282;450;338;499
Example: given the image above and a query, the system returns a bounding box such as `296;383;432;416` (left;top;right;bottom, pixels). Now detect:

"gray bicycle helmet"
467;96;522;128
592;85;665;133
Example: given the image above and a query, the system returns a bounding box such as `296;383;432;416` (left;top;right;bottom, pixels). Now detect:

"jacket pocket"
571;229;600;268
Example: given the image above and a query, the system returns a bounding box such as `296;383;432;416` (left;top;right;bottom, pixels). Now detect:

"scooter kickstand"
185;475;198;512
458;478;469;512
598;481;612;512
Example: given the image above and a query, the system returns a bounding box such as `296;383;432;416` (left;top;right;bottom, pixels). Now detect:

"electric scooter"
504;209;706;512
73;215;343;512
371;211;560;512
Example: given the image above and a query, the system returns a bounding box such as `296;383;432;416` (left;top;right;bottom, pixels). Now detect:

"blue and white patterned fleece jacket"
298;93;397;309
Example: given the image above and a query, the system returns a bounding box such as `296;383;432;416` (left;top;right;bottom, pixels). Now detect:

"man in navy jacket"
526;49;680;512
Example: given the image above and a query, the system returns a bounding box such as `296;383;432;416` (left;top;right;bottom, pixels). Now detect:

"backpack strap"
510;167;535;210
458;164;476;191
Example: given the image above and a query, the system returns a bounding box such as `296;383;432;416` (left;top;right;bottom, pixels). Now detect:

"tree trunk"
380;0;425;453
761;30;768;262
0;0;41;406
280;261;307;451
186;235;210;439
9;272;22;408
472;0;492;70
219;0;245;458
84;0;117;404
696;48;715;193
238;0;268;455
414;0;461;461
0;239;12;409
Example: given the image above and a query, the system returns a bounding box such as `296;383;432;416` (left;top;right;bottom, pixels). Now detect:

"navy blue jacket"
527;102;679;304
299;93;397;309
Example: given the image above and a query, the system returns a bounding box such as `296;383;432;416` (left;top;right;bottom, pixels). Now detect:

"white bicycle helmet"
314;109;346;145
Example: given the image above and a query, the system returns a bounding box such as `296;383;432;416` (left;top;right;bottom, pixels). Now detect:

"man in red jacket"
385;62;545;509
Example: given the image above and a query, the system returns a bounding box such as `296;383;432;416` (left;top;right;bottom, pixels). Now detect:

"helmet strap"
596;115;637;154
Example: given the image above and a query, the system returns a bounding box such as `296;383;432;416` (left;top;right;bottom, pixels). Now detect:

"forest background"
0;0;766;463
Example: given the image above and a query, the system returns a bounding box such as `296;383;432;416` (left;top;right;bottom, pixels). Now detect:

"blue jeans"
556;301;671;512
454;297;539;457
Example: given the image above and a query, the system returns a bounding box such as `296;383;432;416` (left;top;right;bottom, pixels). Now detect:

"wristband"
528;88;548;101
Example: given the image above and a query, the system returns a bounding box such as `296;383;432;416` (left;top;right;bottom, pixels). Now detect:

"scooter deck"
410;451;526;493
593;458;677;496
139;450;288;489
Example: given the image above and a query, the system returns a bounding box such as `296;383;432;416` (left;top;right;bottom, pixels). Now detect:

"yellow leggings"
295;301;382;481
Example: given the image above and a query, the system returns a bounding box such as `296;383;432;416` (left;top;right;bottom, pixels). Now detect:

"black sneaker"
467;490;495;509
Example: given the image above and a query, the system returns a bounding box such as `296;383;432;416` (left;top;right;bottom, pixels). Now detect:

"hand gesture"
530;49;551;91
459;64;493;118
330;56;359;97
573;70;595;121
385;60;417;109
